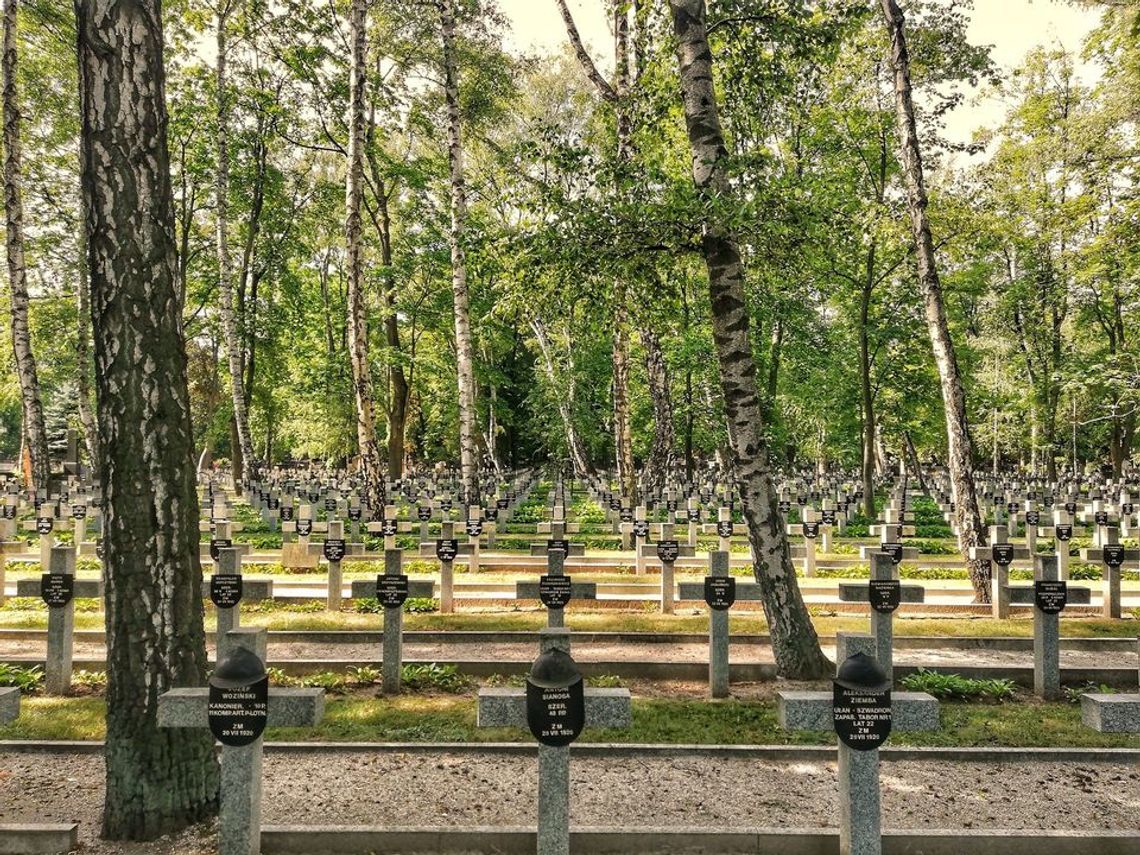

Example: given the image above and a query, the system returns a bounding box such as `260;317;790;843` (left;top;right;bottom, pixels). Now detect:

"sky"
497;0;1104;150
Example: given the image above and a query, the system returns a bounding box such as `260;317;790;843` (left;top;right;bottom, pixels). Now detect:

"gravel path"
2;750;1137;854
0;637;1131;670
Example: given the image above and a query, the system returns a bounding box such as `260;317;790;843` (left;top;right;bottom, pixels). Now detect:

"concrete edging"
0;823;78;855
259;826;1140;855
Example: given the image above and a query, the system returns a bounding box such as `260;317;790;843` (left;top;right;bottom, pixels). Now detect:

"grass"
2;691;1135;749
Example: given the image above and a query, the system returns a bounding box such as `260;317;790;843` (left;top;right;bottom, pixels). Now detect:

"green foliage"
899;669;1016;703
0;663;44;693
401;663;472;694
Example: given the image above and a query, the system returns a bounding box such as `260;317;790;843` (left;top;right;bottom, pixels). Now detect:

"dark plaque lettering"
1055;524;1073;542
1064;501;1077;515
1094;511;1110;526
210;537;232;562
1007;503;1017;515
868;580;901;614
323;538;346;562
881;542;904;565
208;677;268;747
704;576;736;610
1122;503;1134;516
418;506;433;522
324;498;337;512
716;521;734;539
539;574;572;609
546;538;569;554
71;504;87;520
40;573;73;607
632;520;649;539
1;505;14;519
666;500;677;512
497;498;510;510
657;540;679;563
687;508;701;522
821;510;837;526
376;574;410;608
296;519;313;537
36;517;53;535
436;538;459;562
210;574;243;609
992;544;1015;566
778;500;791;514
802;522;820;539
440;500;452;513
1025;511;1040;526
466;520;484;538
609;498;622;511
1103;545;1125;568
1034;580;1067;614
348;508;362;522
525;679;585;747
619;508;633;523
280;506;294;522
833;684;892;751
381;519;398;538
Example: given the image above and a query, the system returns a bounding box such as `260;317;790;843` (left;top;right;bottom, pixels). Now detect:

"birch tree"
3;0;50;495
667;0;830;679
76;0;218;837
880;0;990;600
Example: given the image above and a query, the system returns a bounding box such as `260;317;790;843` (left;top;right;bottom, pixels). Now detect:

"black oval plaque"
833;683;892;751
868;579;901;614
704;576;735;610
881;543;904;565
657;540;679;563
466;520;483;538
72;504;87;520
381;519;398;537
1034;580;1067;614
992;544;1015;566
687;508;701;522
296;519;313;537
716;521;734;539
539;574;572;609
377;574;409;608
1103;545;1125;568
348;508;362;522
802;522;819;539
210;537;232;563
436;539;459;562
40;573;73;607
418;506;433;522
323;538;346;562
1055;524;1073;542
525;677;584;747
36;517;53;535
211;574;243;609
208;675;268;747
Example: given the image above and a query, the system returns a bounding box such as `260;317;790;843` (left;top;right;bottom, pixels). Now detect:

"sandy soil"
2;749;1137;854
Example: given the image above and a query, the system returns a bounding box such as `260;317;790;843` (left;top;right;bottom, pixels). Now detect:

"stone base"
1081;694;1140;733
0;687;18;724
0;824;78;854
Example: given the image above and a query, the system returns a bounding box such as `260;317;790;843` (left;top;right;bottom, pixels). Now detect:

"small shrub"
401;663;471;693
900;669;1015;702
404;597;438;614
1062;682;1115;705
0;663;44;693
587;674;623;688
347;666;381;686
71;670;108;689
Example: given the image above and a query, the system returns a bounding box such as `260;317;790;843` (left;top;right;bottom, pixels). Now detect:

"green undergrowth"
900;669;1017;702
2;691;1135;749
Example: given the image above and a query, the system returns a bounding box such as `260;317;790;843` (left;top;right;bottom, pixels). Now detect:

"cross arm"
157;687;325;728
838;583;925;604
777;690;940;732
476;687;631;729
515;581;598;600
350;579;436;599
1007;586;1091;605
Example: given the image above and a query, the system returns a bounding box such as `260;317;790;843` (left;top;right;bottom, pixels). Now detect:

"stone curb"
0;823;78;854
2;740;1137;763
258;826;1140;855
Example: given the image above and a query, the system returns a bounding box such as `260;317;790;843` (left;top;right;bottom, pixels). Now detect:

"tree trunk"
214;6;255;489
3;0;50;496
880;0;989;601
76;0;219;838
859;244;877;518
76;220;99;467
345;0;384;513
612;298;635;498
531;318;593;479
668;0;830;679
439;0;479;503
640;326;675;495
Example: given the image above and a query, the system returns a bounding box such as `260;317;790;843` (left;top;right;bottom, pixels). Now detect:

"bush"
900;669;1015;702
0;663;44;693
402;663;471;693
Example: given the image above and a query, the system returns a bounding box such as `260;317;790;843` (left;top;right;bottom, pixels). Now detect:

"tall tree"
880;0;989;600
345;0;385;512
3;0;50;496
76;0;218;838
439;0;479;502
214;0;255;489
667;0;830;679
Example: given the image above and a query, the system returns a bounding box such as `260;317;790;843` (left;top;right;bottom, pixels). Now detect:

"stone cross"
838;552;925;682
214;547;243;660
633;505;649;575
788;505;819;577
158;628;324;855
1080;640;1140;734
516;545;596;629
44;546;76;696
0;685;18;724
437;520;456;613
1007;555;1090;700
350;548;433;694
476;628;631;855
323;519;345;612
778;633;940;855
465;505;484;574
1080;526;1137;620
970;525;1031;619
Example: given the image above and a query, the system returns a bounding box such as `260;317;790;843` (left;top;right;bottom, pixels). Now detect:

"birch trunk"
668;0;830;679
345;0;385;512
880;0;989;601
76;0;219;837
532;318;594;479
214;6;254;489
439;0;479;503
76;225;99;466
3;0;50;496
640;326;676;495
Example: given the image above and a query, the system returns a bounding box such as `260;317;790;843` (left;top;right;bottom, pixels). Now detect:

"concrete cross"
0;685;18;724
778;633;940;855
788;505;820;577
476;628;631;855
350;548;432;694
516;545;596;629
969;525;1031;619
838;551;925;681
1079;526;1138;619
158;628;324;855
